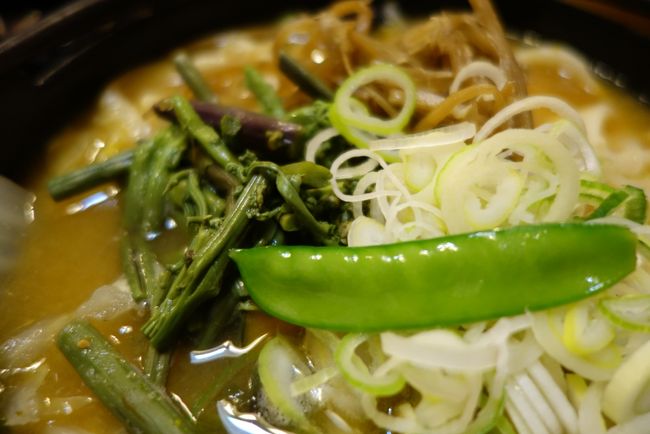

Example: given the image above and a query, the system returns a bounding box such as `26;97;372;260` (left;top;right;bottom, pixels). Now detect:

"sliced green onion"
329;63;415;159
623;185;647;224
436;129;580;233
290;366;338;397
530;310;618;381
329;103;375;148
257;336;316;432
347;216;388;247
464;392;505;434
586;190;629;220
332;64;416;135
495;414;517;434
335;334;405;396
599;295;650;332
562;302;615;355
582;181;647;224
580;179;616;200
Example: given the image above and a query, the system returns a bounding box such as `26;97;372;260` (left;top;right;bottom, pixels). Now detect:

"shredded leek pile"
252;12;650;434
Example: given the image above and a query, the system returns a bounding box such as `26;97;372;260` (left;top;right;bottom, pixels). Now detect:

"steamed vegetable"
142;174;266;349
166;102;304;156
173;52;218;103
57;321;198;434
231;223;637;331
244;66;285;119
47;150;133;201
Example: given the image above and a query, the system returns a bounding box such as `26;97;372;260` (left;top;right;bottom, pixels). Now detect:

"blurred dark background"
0;0;648;181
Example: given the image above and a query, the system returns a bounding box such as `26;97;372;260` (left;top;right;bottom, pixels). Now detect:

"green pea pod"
230;223;637;332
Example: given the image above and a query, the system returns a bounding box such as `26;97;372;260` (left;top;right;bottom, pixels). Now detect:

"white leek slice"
257;336;315;432
599;295;650;332
550;120;602;177
562;302;615;356
381;329;499;372
495;413;519;434
577;382;607;434
368;122;475;151
437;129;579;233
474;95;586;143
290;367;338;397
602;339;650;423
304;127;339;163
464;392;505;434
398;364;468;404
335;334;405;396
403;150;437;191
607;412;650;434
566;373;588;410
347;216;388;247
505;332;544;377
415;372;482;433
414;397;463;428
351;171;381;219
530;311;617;381
332;64;416;136
450;61;508;93
329;104;384;155
330;148;382;182
303;329;339;372
360;394;422;433
463;168;524;229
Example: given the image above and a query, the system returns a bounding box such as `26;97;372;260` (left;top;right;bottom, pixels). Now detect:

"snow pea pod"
230;223;637;332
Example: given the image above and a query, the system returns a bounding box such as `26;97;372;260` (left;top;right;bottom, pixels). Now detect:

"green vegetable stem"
279;51;334;101
47;149;134;201
174;52;218;103
244;66;285;119
57;320;198;434
142;174;267;350
231;223;637;331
